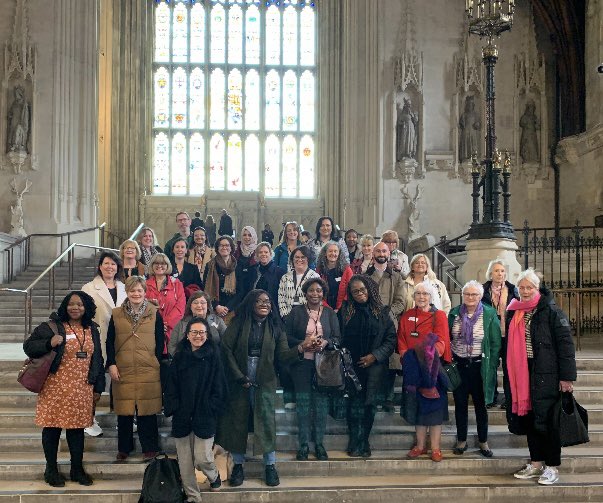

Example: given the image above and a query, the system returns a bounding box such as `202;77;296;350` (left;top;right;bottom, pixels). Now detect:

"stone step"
0;471;602;502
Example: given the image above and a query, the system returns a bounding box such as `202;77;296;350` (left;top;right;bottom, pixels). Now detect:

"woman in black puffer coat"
506;269;576;486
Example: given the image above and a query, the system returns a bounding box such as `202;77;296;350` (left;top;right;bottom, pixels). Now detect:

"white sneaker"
513;463;544;479
284;402;296;410
84;419;103;437
538;466;559;485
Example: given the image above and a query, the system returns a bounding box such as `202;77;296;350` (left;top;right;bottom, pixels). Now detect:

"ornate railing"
552;288;603;349
419;233;468;300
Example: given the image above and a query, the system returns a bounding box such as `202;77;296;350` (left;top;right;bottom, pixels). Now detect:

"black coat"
218;214;233;237
285;304;341;349
338;303;397;405
164;339;228;439
23;313;106;394
504;288;577;434
254;261;285;306
171;261;204;291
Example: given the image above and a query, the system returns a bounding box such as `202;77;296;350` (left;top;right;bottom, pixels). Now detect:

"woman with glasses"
402;253;451;315
285;277;340;461
164;317;227;499
448;280;501;458
203;236;241;323
168;291;226;357
119;240;146;279
274;221;303;270
216;290;297;488
398;281;451;462
339;275;396;458
381;230;410;279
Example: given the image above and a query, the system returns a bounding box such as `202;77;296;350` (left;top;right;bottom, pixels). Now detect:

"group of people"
23;211;577;500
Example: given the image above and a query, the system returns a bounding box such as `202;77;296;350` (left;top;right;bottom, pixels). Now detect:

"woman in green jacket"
448;280;501;457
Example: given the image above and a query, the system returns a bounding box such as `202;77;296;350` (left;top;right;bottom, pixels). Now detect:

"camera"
598;63;603;74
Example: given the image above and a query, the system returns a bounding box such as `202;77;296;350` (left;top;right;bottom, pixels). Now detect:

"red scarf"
506;293;541;416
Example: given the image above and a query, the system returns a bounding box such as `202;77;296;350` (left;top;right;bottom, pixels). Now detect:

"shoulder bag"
18;321;60;393
553;391;589;447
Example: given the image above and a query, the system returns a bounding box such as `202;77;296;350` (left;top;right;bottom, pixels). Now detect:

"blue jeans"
232;451;276;466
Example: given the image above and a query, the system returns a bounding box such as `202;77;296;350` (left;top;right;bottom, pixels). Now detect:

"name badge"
410;331;419;338
408;317;417;322
335;277;342;282
211;322;218;328
66;334;77;340
76;351;88;359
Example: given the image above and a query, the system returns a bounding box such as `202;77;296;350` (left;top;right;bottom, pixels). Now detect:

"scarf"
459;301;483;349
193;244;208;265
240;226;258;257
490;282;508;336
141;246;157;266
204;255;237;302
506;292;541;416
123;298;149;326
414;332;441;398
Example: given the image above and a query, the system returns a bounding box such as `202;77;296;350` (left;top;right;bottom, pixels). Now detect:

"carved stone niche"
514;91;548;184
394;88;423;183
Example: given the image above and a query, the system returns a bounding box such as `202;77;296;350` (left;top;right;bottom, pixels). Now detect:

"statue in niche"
396;97;419;161
401;184;424;242
519;100;540;163
459;95;481;162
6;85;31;155
9;177;32;237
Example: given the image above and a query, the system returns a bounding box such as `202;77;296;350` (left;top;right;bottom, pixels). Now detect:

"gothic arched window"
152;0;317;198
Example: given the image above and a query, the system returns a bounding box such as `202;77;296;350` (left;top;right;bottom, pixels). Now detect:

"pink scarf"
506;293;541;416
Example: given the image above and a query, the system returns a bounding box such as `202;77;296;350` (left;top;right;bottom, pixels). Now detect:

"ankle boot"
44;463;65;487
70;465;93;486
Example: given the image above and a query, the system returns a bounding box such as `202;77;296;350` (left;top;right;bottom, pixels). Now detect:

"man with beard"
366;241;407;412
165;212;194;261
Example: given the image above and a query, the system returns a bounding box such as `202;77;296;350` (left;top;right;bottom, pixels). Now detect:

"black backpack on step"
138;453;185;503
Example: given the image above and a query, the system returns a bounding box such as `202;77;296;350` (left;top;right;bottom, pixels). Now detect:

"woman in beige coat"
106;276;165;462
402;254;451;315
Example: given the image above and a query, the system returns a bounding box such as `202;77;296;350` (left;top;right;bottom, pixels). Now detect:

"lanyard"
67;322;87;353
413;307;435;334
293;268;309;294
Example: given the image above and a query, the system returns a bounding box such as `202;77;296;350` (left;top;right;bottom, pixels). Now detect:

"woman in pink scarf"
506;268;576;486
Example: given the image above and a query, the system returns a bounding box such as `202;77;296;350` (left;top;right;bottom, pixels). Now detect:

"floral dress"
35;323;94;429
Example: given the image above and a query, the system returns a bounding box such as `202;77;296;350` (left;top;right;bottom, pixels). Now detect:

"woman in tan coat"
106;276;165;462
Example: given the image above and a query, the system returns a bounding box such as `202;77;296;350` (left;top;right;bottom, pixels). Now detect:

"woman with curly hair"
24;291;105;487
316;241;353;311
339;275;397;457
216;290;298;487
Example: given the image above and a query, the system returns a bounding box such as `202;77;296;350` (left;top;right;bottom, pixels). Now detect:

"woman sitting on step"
24;291;105;487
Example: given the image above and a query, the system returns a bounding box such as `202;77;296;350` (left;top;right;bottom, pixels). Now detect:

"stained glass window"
152;0;317;197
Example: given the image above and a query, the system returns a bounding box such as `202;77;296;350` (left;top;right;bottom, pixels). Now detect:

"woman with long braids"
316;241;353;311
339;275;396;457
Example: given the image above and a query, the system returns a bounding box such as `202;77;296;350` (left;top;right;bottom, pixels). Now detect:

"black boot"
229;463;244;487
44;464;65;487
70;465;93;486
265;464;280;487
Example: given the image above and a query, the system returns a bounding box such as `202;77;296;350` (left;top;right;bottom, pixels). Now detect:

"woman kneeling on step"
24;291;105;487
164;317;228;501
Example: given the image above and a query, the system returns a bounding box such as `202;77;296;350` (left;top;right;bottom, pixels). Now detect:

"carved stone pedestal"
408;233;435;256
461;237;522;284
396;158;418;184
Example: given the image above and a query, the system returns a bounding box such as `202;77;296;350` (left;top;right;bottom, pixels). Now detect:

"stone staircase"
1;259;603;501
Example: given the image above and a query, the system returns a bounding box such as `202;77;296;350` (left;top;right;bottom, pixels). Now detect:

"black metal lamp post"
466;0;516;240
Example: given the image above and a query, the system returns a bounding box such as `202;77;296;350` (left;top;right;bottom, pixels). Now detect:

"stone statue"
396;97;419;161
9;177;32;238
401;184;424;241
519;100;540;163
6;86;31;155
459;95;481;162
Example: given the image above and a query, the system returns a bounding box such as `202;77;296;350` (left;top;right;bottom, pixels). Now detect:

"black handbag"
553;392;589;447
442;361;462;392
314;348;345;393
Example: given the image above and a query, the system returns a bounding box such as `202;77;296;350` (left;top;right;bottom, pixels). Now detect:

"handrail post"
573;220;582;288
68;246;74;290
49;267;54;309
576;291;581;351
522;220;529;270
23;292;28;338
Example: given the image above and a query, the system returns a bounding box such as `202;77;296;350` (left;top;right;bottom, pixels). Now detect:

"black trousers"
517;411;562;467
117;414;159;454
42;427;85;468
452;358;488;443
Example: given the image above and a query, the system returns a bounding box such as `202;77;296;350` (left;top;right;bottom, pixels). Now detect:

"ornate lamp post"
466;0;515;240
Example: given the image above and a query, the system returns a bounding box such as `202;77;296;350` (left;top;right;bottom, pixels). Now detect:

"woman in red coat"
398;281;451;462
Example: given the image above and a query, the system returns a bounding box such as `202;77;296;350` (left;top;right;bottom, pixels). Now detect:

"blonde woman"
136;227;163;268
402;254;451;315
119;239;146;279
381;230;410;279
273;221;302;270
351;234;374;274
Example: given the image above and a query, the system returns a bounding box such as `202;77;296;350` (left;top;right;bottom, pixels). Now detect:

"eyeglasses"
463;293;481;298
351;287;367;295
124;247;137;251
188;330;208;336
218;244;231;249
255;298;271;306
414;292;430;296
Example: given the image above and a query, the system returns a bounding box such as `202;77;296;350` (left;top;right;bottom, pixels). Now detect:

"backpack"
138;453;185;503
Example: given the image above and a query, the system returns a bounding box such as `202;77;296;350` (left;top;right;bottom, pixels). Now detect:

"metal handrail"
2;222;107;283
129;223;145;241
0;243;118;337
418;232;468;291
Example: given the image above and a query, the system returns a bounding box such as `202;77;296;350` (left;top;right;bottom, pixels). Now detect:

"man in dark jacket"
218;209;233;237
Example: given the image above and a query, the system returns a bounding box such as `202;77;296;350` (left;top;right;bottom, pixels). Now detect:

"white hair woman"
482;259;519;409
448;280;501;458
402;254;451;314
507;269;576;485
398;281;452;462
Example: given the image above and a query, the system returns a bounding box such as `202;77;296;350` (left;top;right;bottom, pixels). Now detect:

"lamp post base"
468;221;515;240
462;237;522;284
